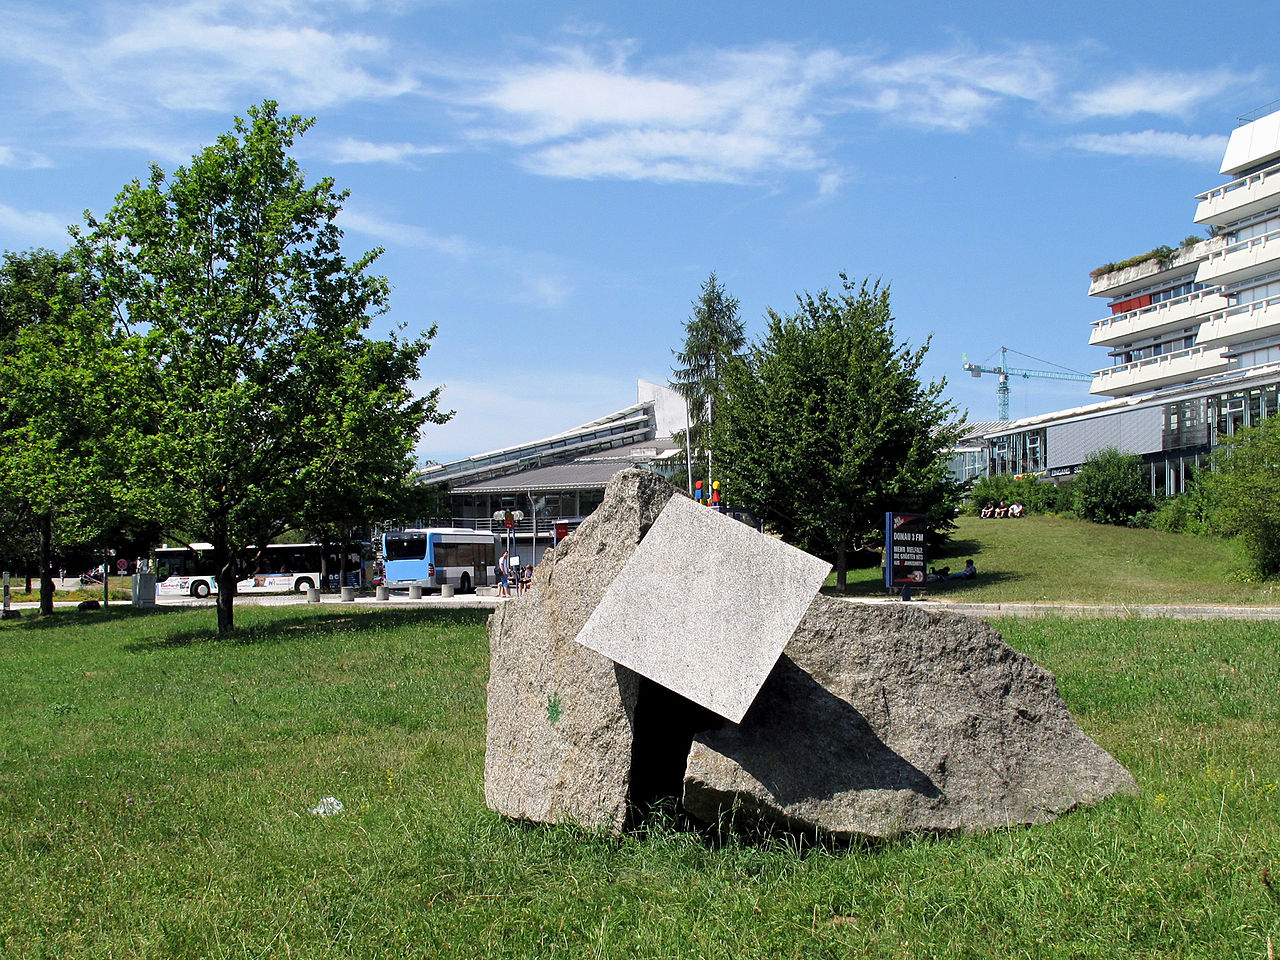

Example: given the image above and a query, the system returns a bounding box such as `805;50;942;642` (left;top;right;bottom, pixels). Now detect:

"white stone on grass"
574;493;830;723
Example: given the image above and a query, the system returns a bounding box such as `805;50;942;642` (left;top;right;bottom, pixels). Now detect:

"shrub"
968;474;1070;516
1151;469;1216;536
1205;417;1280;578
1072;448;1153;526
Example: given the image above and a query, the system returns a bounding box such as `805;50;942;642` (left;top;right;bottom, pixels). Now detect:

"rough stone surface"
575;493;830;723
683;596;1139;838
483;469;675;832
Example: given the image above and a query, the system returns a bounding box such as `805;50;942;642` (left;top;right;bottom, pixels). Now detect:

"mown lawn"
2;605;1277;958
831;514;1280;606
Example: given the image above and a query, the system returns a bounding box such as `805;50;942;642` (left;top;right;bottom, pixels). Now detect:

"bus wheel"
459;573;472;594
294;578;314;594
192;581;211;599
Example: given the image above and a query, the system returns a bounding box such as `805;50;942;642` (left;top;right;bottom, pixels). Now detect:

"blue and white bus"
381;528;498;593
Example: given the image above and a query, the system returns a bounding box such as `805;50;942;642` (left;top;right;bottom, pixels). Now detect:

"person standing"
497;550;511;598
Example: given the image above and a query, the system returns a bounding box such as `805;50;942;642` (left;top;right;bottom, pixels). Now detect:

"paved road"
7;590;1280;621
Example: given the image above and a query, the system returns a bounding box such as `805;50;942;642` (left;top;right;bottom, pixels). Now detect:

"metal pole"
684;397;694;495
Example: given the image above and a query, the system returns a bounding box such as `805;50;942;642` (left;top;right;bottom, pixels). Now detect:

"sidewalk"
844;596;1280;620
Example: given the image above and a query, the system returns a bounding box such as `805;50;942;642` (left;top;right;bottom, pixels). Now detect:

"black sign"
885;512;928;589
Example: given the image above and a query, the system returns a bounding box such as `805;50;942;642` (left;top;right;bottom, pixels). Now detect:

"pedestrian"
497;550;511;598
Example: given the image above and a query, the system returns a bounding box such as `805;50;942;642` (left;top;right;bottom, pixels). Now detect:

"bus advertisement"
381;528;497;593
154;542;370;598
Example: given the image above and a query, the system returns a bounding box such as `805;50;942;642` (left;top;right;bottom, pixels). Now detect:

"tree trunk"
38;512;54;617
213;532;236;633
319;538;331;593
835;541;848;592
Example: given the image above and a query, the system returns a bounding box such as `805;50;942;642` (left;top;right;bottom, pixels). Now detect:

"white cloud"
0;146;52;169
0;203;72;246
325;137;447;165
453;42;842;186
340;208;478;258
1068;71;1240;120
847;45;1060;131
1066;130;1228;163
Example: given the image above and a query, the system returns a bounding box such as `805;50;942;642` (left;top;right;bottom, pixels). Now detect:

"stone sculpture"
483;469;1138;840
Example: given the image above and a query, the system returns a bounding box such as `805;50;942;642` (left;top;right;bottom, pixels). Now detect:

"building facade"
984;103;1280;490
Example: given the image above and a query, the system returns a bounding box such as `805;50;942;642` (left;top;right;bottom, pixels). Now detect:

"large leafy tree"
1206;416;1280;577
0;248;148;614
78;101;447;632
670;272;744;485
714;274;964;589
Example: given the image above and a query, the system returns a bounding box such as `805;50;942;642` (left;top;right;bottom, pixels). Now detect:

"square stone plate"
574;493;831;723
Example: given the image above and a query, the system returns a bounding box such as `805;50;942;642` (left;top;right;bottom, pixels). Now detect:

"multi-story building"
983;102;1280;492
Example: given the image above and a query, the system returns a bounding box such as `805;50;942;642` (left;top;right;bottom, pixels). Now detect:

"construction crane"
962;346;1092;420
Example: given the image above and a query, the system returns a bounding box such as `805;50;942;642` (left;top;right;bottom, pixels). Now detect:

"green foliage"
0;248;151;612
670;271;744;478
77;101;447;631
1090;244;1177;279
715;274;963;588
1206;416;1280;577
968;474;1071;515
1072;447;1153;526
1151;469;1216;536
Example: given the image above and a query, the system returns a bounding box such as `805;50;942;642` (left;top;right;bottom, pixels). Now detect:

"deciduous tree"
0;248;147;614
78;101;448;632
1206;417;1280;577
714;274;963;589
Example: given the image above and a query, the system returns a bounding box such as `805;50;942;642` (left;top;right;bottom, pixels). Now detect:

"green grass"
2;605;1278;958
830;515;1280;605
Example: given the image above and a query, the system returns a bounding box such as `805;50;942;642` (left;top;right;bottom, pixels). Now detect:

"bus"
153;542;370;598
381;528;497;593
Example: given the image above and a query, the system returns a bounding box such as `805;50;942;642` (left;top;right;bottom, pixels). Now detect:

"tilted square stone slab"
574;493;831;723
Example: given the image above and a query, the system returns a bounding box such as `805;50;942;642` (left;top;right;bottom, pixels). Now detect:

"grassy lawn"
830;515;1280;606
3;604;1278;958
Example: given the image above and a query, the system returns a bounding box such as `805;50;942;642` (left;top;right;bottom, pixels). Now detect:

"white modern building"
403;380;687;564
984;102;1280;492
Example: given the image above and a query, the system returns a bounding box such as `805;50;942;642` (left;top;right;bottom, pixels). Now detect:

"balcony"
1196;227;1280;286
1090;345;1230;397
1195;159;1280;226
1194;294;1280;349
1088;287;1221;348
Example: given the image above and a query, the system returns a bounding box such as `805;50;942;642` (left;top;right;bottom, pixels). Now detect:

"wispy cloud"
340;207;573;309
456;43;842;186
1067;71;1242;120
324;137;447;165
0;203;72;246
1066;130;1228;163
339;207;478;258
844;44;1060;131
0;145;52;169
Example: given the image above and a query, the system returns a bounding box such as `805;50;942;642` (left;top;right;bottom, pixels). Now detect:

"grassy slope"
2;605;1278;958
831;515;1280;605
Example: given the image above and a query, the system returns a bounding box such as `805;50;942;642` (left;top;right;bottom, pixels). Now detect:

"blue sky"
2;1;1277;462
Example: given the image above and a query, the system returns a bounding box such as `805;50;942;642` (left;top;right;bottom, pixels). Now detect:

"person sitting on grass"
1008;501;1024;518
995;500;1009;518
947;559;977;580
980;502;995;518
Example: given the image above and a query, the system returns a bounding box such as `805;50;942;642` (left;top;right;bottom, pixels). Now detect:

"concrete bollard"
306;587;320;603
440;584;455;599
408;585;423;600
376;585;389;601
341;586;355;602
